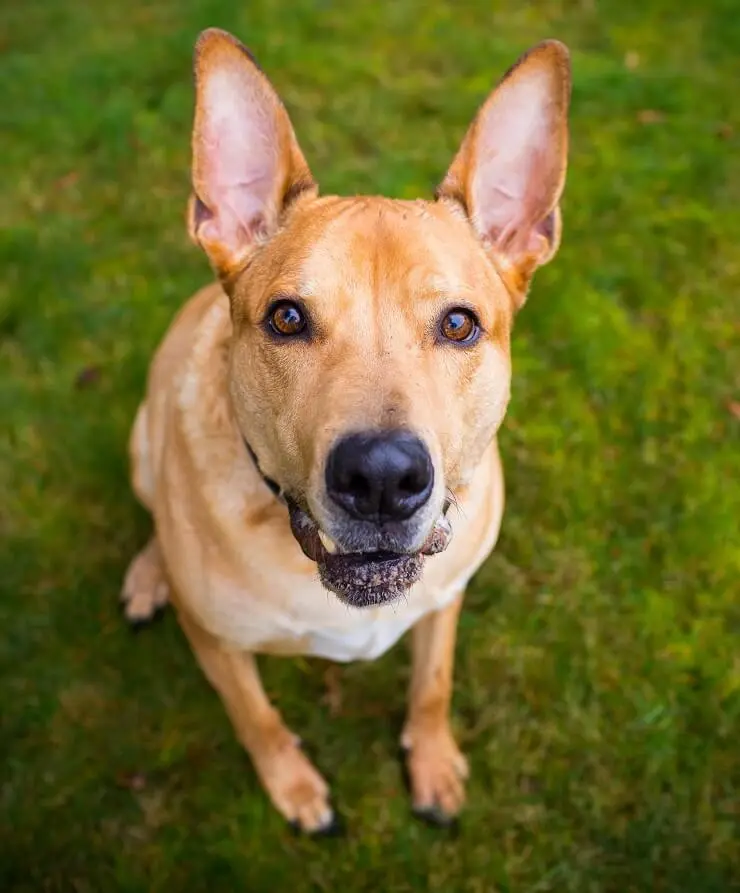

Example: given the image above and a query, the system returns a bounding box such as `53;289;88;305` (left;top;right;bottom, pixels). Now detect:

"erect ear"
188;28;316;279
438;40;571;302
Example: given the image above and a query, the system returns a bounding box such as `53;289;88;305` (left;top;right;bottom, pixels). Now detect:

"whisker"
446;487;467;520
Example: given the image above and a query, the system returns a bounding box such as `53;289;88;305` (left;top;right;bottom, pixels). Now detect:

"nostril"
348;473;371;498
398;472;425;496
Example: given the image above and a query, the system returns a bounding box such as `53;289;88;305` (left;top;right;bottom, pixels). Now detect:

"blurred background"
2;1;739;890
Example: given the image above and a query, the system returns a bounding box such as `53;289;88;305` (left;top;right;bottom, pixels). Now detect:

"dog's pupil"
276;305;302;332
445;311;471;339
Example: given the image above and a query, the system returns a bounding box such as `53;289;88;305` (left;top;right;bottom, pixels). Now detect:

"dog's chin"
320;551;424;608
287;502;452;609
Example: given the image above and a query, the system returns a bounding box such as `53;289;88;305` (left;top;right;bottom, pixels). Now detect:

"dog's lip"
324;549;409;567
287;501;453;565
286;500;453;608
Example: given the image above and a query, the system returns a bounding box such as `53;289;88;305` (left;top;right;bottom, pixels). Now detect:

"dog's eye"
268;301;306;337
440;308;479;344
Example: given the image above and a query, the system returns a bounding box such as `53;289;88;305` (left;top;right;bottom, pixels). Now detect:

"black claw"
312;810;345;838
128;616;154;633
126;604;167;632
412;804;461;835
288;807;345;839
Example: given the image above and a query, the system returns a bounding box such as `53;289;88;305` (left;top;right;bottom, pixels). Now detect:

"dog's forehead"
287;196;495;302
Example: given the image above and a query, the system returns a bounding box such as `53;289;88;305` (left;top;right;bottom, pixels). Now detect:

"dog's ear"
189;29;316;279
438;40;570;303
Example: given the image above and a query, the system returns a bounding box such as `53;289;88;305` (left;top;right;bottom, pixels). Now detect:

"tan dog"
121;28;570;833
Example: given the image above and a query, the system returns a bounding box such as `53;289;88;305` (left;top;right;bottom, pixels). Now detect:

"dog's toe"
259;739;336;836
410;766;464;828
127;604;167;632
283;779;335;835
291;801;342;837
122;587;169;626
121;540;170;627
310;809;344;838
400;727;468;828
412;803;460;832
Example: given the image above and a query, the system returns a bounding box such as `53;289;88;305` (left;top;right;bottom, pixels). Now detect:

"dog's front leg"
177;611;334;834
401;594;469;824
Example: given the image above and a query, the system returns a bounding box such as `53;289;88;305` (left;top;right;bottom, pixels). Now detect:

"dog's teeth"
318;531;337;554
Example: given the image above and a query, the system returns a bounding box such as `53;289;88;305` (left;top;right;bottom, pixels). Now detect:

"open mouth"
288;503;453;608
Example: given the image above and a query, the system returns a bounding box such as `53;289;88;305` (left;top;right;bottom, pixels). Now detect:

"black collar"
242;437;286;505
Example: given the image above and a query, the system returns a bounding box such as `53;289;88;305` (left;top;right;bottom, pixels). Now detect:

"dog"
121;27;570;833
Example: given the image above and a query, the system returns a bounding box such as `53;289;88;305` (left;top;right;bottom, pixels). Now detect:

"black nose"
325;431;434;522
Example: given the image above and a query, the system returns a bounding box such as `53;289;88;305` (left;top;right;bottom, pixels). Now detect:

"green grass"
2;1;740;890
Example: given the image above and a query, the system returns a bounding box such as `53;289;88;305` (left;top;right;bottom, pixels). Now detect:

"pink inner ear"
197;66;280;251
469;71;555;255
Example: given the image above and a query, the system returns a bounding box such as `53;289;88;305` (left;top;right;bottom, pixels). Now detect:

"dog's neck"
242;437;285;505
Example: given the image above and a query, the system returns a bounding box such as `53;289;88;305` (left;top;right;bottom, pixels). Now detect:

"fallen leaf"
637;109;664;125
728;400;740;420
74;365;101;389
624;51;640;70
116;771;147;792
717;123;733;140
321;665;343;717
55;171;79;189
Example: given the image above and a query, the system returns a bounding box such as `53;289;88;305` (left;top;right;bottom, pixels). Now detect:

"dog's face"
188;29;570;607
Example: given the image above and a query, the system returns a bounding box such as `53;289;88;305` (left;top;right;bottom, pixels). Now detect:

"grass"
2;0;740;890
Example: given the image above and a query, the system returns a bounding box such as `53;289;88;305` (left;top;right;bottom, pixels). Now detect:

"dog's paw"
121;540;170;628
256;737;335;835
400;726;469;826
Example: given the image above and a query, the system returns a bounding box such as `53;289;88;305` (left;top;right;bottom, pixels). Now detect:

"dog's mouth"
288;503;453;609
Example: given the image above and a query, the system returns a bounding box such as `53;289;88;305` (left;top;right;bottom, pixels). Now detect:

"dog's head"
188;29;570;607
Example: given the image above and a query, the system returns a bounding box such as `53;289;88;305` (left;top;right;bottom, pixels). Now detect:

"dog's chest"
193;560;461;663
162;430;503;664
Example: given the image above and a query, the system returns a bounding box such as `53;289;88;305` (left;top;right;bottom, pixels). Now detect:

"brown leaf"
321;665;343;717
55;171;80;189
116;771;147;792
637;109;664;125
74;365;101;389
717;123;734;141
624;51;640;70
728;400;740;420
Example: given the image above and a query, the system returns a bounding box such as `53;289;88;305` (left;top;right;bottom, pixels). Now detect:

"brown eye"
440;308;479;344
269;301;306;337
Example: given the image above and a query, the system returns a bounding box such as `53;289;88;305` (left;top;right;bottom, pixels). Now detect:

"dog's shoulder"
144;282;262;507
147;282;230;408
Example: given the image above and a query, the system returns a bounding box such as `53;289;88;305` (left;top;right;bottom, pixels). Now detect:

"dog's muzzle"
246;429;453;607
288;502;452;608
289;429;452;607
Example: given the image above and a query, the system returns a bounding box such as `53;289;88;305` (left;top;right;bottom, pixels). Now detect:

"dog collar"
242;437;286;505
